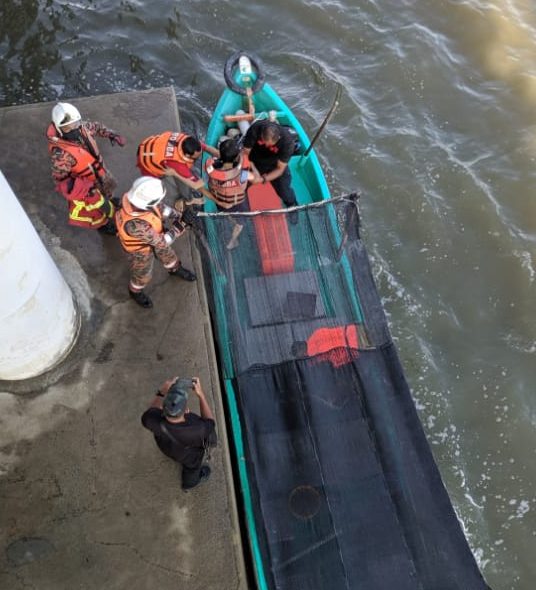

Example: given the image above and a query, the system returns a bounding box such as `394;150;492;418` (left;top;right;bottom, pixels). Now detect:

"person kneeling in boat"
137;131;219;206
205;138;261;249
242;120;298;223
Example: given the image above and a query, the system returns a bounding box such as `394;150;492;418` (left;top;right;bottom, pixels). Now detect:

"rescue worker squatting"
46;102;126;234
137;131;220;203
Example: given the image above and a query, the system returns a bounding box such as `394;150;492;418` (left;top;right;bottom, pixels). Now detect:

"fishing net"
194;193;490;590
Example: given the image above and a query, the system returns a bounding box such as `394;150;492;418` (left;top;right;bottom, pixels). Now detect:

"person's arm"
201;142;220;158
250;159;288;185
262;160;288;183
148;376;178;410
124;218;175;249
247;160;262;183
86;121;126;145
163;166;202;190
50;146;77;182
191;377;215;421
162;166;215;201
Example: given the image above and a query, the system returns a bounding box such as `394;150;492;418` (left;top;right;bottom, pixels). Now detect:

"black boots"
98;219;117;235
169;264;196;281
286;202;299;225
182;465;211;491
129;266;195;309
129;289;153;309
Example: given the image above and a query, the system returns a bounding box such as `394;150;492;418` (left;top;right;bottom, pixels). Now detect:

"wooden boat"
199;52;491;590
203;53;332;207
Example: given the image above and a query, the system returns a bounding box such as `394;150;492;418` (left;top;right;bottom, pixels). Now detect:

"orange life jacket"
115;194;163;253
46;123;107;183
205;154;250;208
137;132;192;177
307;324;360;368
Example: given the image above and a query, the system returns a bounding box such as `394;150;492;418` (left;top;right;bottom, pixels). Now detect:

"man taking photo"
141;376;216;491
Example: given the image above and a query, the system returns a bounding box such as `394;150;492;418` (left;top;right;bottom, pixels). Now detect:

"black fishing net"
194;194;490;590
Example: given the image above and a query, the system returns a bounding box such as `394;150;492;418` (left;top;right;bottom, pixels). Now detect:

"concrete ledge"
0;89;248;590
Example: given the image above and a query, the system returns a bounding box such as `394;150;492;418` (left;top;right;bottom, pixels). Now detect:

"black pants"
181;464;203;489
255;164;297;207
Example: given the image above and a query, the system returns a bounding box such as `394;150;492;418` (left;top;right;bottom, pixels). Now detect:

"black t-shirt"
141;408;216;469
243;121;294;171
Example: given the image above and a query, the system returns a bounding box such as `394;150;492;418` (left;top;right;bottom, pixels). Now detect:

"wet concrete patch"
6;536;56;566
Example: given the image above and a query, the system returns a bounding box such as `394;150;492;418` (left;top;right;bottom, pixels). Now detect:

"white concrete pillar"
0;171;79;380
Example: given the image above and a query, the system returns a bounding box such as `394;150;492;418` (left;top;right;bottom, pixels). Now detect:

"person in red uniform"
137;131;219;203
115;176;196;309
46;102;126;234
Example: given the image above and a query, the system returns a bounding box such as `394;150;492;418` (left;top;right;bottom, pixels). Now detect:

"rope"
197;192;360;218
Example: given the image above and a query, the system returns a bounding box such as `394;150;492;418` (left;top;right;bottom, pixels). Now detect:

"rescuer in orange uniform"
115;176;196;309
46;102;125;234
137;131;219;203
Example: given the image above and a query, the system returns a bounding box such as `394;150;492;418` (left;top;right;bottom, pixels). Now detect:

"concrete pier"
0;171;79;380
0;89;248;590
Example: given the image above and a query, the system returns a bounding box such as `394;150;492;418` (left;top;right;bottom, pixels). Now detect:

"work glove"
165;224;184;244
109;133;126;147
181;206;202;230
172;217;187;234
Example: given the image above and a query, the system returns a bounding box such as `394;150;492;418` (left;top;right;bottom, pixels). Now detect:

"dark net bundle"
195;195;491;590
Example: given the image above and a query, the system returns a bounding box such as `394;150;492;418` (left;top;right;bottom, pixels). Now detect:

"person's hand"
169;225;184;240
160;376;178;395
109;133;126;147
250;173;263;185
172;217;186;235
192;377;204;397
181;206;199;228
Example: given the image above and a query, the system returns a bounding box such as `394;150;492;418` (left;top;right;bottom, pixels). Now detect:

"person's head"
219;138;240;165
260;123;281;147
182;136;202;161
163;380;189;419
127;176;166;210
52;102;82;137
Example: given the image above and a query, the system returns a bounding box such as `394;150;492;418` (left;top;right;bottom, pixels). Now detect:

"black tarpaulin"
197;195;491;590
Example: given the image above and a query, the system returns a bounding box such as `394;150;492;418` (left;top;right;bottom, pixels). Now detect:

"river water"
1;1;535;588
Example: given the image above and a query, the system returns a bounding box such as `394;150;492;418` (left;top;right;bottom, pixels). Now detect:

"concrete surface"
0;89;248;590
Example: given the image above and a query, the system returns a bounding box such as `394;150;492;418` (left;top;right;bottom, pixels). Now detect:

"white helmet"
52;102;82;129
127;176;166;210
